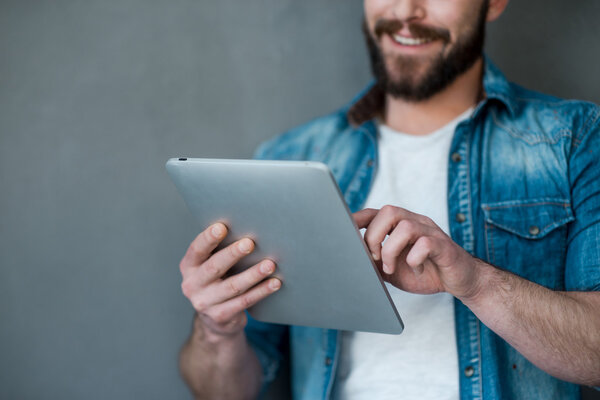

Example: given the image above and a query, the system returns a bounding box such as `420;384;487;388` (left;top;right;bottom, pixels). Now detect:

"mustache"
374;19;450;43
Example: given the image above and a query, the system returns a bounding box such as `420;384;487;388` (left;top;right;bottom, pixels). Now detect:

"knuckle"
363;229;379;243
181;280;192;297
178;259;188;275
192;297;207;312
203;260;219;277
210;309;228;324
365;234;380;248
240;294;253;309
226;278;242;296
189;240;203;256
399;219;415;232
420;215;434;225
228;243;240;258
406;256;420;268
419;236;434;249
433;229;448;239
380;204;396;215
381;245;396;261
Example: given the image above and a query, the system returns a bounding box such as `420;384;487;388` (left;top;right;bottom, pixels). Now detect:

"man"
178;0;600;398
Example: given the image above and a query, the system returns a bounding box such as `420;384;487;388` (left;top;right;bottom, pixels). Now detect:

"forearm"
179;315;263;400
461;261;600;386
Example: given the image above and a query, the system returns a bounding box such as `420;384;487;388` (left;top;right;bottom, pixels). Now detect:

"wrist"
456;259;498;307
194;313;247;346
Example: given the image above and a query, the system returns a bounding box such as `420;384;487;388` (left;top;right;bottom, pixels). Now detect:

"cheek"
364;0;394;25
451;3;486;38
425;1;475;37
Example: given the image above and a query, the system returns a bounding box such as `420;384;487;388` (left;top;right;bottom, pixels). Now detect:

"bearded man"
177;0;600;399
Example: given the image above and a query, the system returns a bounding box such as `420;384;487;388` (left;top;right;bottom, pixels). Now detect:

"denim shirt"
245;58;600;400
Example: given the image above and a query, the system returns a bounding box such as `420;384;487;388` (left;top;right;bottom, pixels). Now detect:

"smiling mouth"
391;34;435;46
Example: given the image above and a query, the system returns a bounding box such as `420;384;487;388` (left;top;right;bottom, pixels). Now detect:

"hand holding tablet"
179;222;281;337
168;158;404;334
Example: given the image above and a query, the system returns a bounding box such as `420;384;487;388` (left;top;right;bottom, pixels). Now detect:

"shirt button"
366;159;374;167
529;225;540;236
451;152;462;162
325;357;332;366
455;213;466;223
464;366;475;377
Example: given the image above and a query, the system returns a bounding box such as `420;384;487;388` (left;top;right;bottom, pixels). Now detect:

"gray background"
1;0;598;399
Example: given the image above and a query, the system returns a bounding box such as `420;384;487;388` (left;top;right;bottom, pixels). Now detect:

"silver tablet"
166;158;403;334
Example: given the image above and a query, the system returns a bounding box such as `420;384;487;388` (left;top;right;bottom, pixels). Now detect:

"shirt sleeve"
244;313;288;395
565;106;600;292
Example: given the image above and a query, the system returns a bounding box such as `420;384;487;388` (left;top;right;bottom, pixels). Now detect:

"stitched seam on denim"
321;329;329;400
484;222;495;265
491;112;572;145
476;320;483;400
572;107;600;149
465;130;474;254
566;219;600;247
481;197;571;207
482;201;570;210
512;97;594;106
324;330;341;400
467;313;481;399
483;218;573;238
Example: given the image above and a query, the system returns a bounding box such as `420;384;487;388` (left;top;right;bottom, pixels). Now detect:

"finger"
197;237;255;284
181;250;268;312
209;259;277;305
205;278;282;325
180;223;228;277
181;237;256;300
363;205;411;262
353;208;379;229
406;236;439;275
381;220;436;274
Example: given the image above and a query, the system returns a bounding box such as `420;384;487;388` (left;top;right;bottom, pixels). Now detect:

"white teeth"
392;34;432;46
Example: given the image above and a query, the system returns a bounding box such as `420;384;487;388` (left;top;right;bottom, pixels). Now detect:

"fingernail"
269;279;281;290
238;239;252;253
260;261;274;274
211;224;224;237
383;263;392;274
371;252;380;261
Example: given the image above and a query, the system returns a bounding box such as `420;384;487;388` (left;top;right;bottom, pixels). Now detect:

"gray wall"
0;1;598;399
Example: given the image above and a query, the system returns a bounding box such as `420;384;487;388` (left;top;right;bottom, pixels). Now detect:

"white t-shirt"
331;108;473;400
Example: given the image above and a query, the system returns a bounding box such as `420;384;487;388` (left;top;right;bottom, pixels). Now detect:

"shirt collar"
346;55;516;127
481;55;516;117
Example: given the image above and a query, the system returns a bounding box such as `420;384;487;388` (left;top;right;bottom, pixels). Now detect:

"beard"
363;2;489;102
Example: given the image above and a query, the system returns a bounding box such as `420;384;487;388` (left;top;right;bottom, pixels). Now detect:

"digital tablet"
166;158;404;334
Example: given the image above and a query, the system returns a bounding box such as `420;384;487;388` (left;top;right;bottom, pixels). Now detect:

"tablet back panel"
166;158;403;334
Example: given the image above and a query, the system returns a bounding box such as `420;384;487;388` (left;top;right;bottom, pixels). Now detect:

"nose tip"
390;0;426;23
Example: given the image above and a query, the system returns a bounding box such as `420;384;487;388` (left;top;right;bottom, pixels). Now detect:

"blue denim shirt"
245;58;600;400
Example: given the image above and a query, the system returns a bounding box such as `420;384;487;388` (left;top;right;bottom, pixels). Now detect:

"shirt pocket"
481;199;574;289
